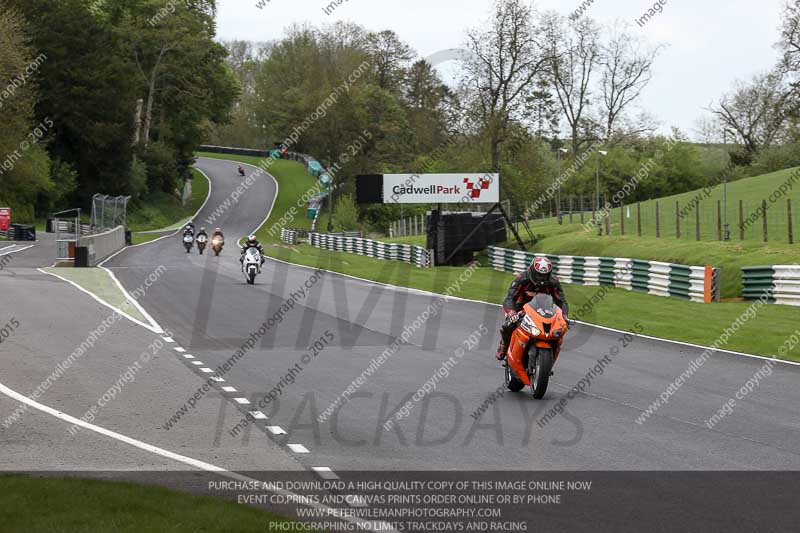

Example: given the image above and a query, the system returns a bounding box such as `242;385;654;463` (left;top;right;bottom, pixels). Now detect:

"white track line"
174;347;186;353
0;380;395;533
264;255;800;368
0;244;34;256
241;159;280;241
312;467;339;480
199;368;213;374
267;426;288;436
162;337;175;343
37;268;160;334
100;266;164;333
221;386;237;393
287;443;310;454
249;411;268;420
233;398;251;405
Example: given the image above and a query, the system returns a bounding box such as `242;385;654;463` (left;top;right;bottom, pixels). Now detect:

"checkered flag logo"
463;177;491;199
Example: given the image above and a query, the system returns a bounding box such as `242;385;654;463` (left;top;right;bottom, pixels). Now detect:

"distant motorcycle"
182;233;194;254
197;234;208;255
242;248;262;285
211;235;224;256
238;166;246;177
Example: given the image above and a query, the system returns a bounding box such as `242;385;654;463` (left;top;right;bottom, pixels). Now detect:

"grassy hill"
387;167;800;299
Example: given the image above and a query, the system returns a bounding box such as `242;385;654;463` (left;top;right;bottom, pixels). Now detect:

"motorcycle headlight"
521;315;540;336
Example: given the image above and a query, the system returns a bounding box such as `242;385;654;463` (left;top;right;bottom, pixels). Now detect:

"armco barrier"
742;265;800;307
489;246;721;303
309;232;432;268
77;226;126;266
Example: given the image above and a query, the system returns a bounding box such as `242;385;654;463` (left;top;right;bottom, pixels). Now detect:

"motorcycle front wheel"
529;347;553;399
504;363;525;392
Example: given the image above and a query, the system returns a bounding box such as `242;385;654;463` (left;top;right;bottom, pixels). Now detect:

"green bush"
334;193;360;231
138;142;178;194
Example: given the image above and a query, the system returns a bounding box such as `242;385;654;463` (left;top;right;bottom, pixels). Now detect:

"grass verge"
42;267;148;324
198;152;800;361
0;475;313;533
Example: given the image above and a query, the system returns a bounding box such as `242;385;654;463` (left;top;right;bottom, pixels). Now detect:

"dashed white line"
183;354;195;359
210;377;225;382
200;368;213;374
221;386;237;392
312;467;339;480
191;361;204;366
0;379;398;532
162;337;175;343
267;426;287;435
249;411;268;420
233;398;251;405
174;347;186;353
288;443;310;454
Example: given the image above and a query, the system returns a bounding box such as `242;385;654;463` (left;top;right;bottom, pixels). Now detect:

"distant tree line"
208;1;755;230
0;0;238;222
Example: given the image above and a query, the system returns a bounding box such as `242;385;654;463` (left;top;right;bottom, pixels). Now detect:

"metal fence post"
739;200;745;241
569;197;574;224
717;200;722;241
762;199;768;242
637;202;642;237
788;199;794;245
656;201;661;238
696;202;701;241
675;201;680;239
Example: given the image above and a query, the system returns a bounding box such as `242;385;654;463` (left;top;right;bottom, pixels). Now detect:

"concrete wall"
78;226;126;266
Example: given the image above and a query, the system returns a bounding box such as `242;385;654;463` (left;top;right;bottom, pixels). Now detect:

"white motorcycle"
183;233;194;253
196;234;208;255
242;248;262;285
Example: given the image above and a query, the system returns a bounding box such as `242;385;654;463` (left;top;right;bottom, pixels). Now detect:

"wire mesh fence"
91;194;131;230
524;193;800;244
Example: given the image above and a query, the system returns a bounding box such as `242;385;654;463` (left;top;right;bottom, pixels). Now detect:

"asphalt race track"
2;157;799;530
104;157;800;472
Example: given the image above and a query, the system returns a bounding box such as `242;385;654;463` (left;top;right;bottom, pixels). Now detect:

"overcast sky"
216;0;786;139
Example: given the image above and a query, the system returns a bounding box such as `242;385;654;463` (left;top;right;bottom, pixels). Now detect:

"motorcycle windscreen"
529;293;557;318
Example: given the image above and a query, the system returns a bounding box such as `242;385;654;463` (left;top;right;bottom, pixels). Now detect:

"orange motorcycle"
504;292;569;399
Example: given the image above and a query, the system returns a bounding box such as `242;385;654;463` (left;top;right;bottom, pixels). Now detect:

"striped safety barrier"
280;228;298;245
742;265;800;307
309;232;432;268
489;246;721;303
